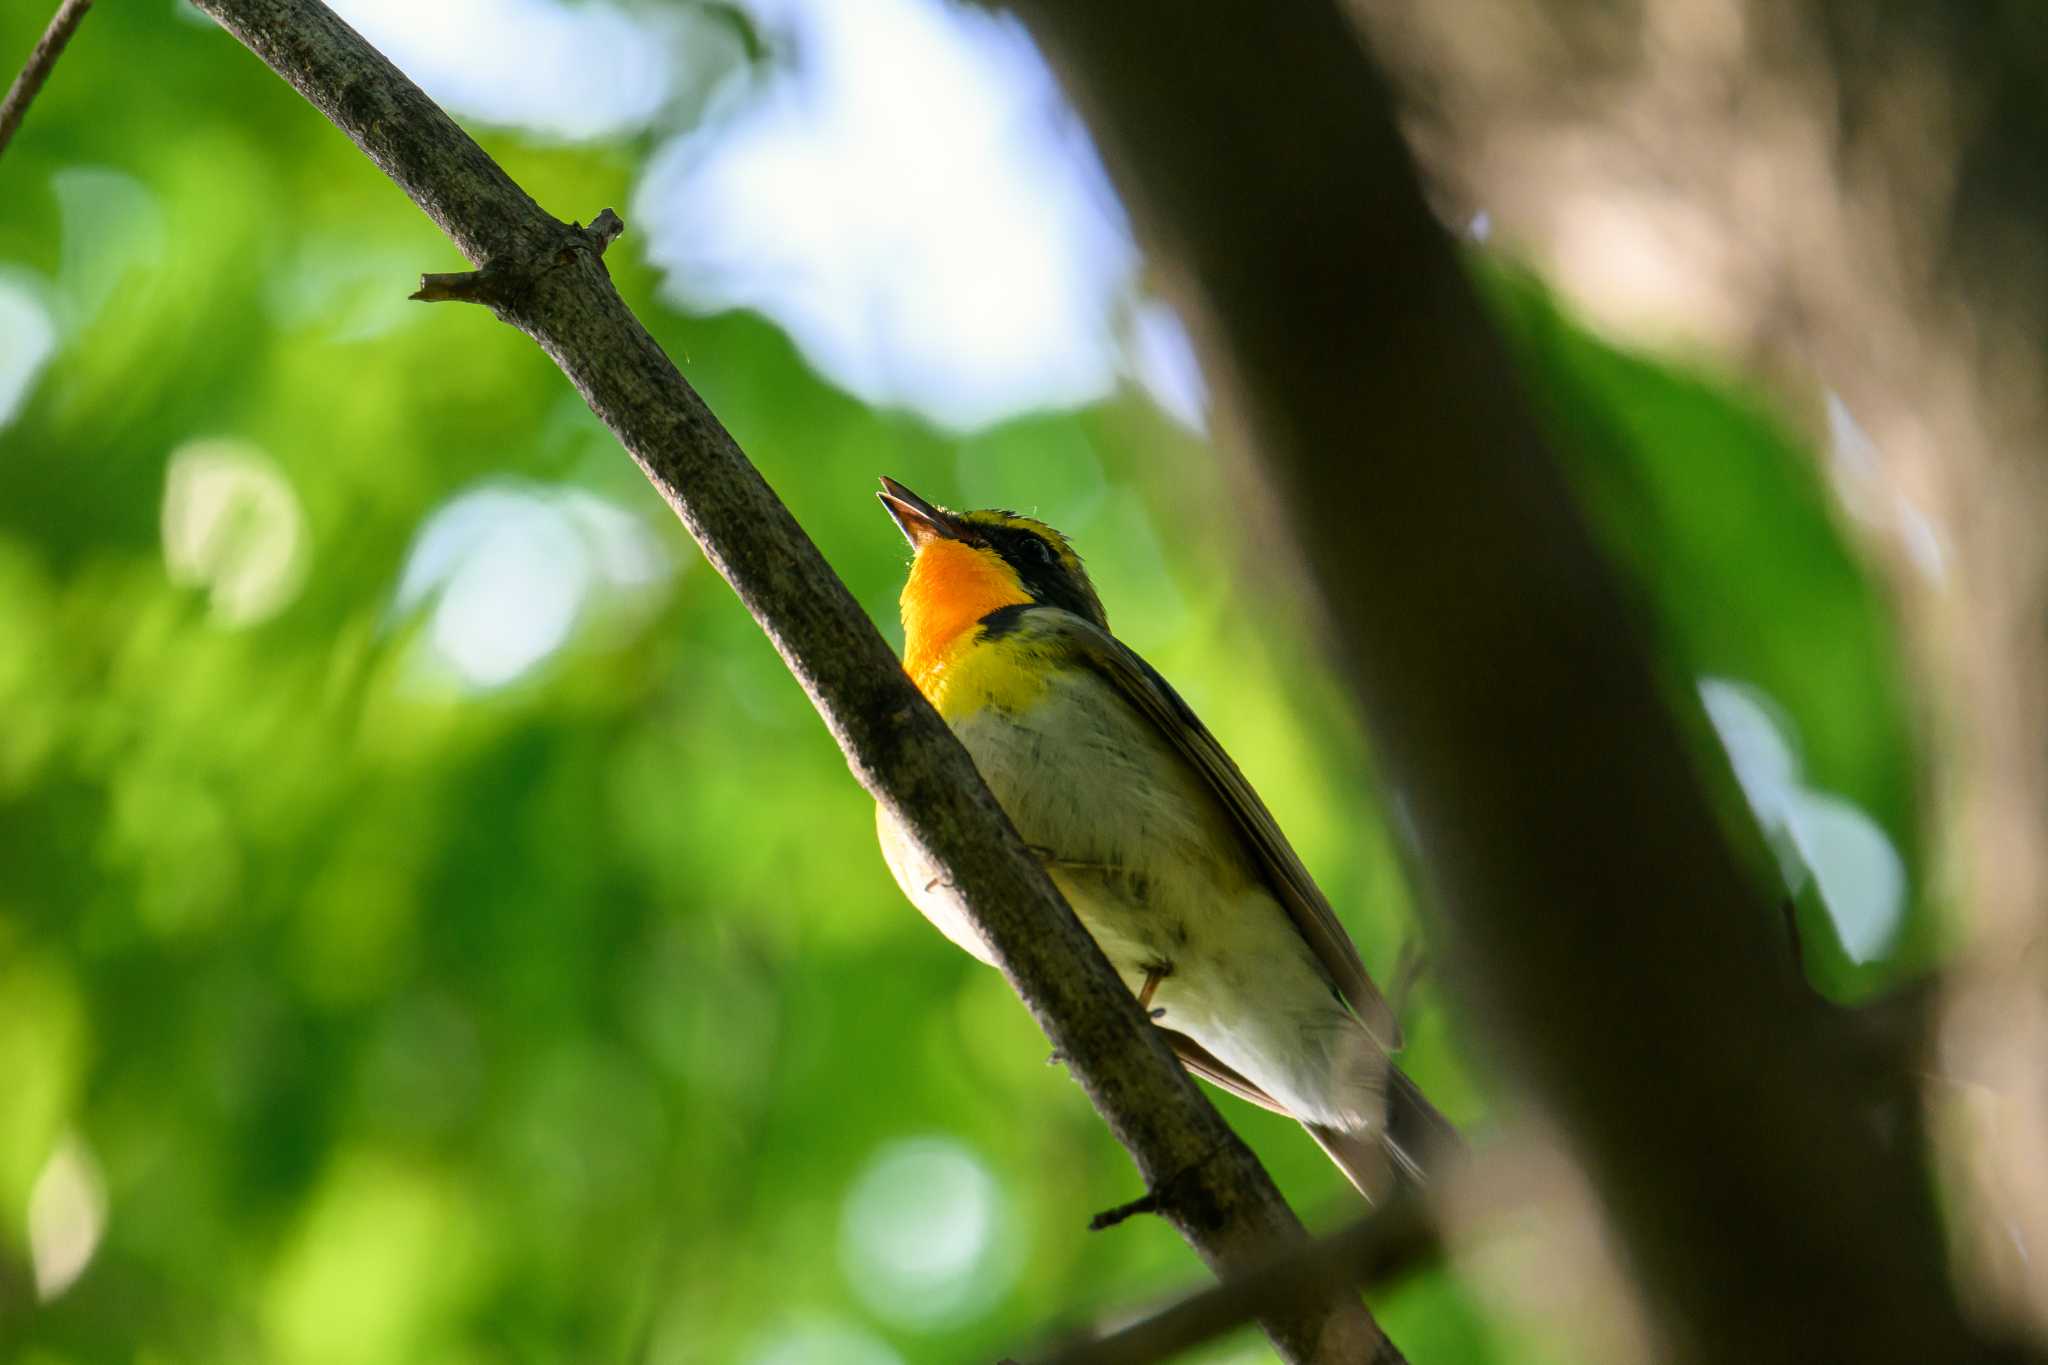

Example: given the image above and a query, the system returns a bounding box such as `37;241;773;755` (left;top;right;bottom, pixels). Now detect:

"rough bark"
184;1;1398;1360
1005;3;2024;1363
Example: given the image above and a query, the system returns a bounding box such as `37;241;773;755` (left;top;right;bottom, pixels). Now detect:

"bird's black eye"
1022;537;1055;566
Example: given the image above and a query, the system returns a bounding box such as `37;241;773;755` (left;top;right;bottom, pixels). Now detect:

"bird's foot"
1136;961;1173;1013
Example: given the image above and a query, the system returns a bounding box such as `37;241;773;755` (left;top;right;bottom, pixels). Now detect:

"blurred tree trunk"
1355;0;2048;1334
1007;2;2029;1361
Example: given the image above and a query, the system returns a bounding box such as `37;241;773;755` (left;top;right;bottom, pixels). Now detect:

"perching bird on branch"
874;477;1438;1196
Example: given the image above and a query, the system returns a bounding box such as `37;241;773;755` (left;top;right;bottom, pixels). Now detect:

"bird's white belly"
877;671;1379;1131
958;670;1245;968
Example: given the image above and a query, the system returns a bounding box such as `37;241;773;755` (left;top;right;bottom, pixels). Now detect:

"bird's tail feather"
1305;1121;1398;1201
1306;1063;1463;1201
1385;1062;1463;1181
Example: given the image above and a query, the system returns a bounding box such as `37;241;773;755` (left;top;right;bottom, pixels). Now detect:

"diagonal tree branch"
184;1;1401;1360
1038;1193;1437;1365
1005;2;2028;1363
0;0;92;164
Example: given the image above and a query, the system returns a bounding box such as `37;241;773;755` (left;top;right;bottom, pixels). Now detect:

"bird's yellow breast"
915;626;1053;719
899;538;1046;718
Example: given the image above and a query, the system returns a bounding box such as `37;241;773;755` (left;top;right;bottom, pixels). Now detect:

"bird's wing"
1167;1030;1415;1197
1163;1029;1291;1115
1036;609;1399;1048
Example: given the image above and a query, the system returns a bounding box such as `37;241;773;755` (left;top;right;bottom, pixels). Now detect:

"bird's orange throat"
899;539;1030;694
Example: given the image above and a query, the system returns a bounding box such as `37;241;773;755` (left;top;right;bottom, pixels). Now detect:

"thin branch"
185;2;1399;1361
0;0;92;163
1006;3;2025;1363
1040;1195;1438;1365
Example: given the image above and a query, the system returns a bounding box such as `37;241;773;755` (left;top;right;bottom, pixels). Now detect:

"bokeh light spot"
1700;677;1906;963
1698;678;1799;823
0;277;56;426
28;1134;106;1301
429;496;586;688
393;482;673;691
161;438;310;626
838;1135;1013;1330
1785;789;1906;963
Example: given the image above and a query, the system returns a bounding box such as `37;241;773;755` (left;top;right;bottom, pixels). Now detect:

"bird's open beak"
878;476;961;549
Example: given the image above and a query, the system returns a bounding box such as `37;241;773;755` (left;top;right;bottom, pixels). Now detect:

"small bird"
873;477;1444;1195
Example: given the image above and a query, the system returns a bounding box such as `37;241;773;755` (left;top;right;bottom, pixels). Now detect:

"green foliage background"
0;4;1927;1362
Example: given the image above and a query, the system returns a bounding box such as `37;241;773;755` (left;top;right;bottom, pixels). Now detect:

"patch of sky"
634;0;1201;433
